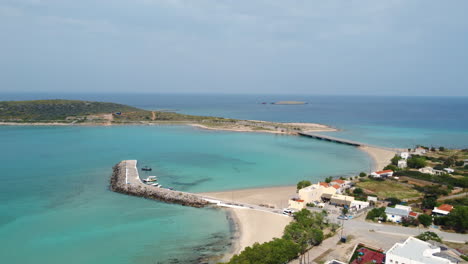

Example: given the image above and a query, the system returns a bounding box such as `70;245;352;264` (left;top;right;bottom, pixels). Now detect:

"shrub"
418;214;433;227
353;188;364;195
366;207;386;221
407;156;427;169
455;160;464;167
297;180;312;190
416;231;441;242
227;238;300;264
386;197;402;206
439;146;445;151
359;172;367;177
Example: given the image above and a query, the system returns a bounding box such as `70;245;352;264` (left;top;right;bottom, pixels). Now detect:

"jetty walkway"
111;160;284;215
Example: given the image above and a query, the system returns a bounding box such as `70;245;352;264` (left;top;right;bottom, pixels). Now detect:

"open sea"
0;93;467;263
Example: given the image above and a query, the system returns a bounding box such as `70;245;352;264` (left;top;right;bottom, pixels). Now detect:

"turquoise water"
0;125;370;263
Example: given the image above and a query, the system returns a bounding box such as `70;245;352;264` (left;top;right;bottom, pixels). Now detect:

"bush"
418;214;433;227
359;172;367;177
402;217;419;227
416;231;441;242
386;197;402;206
297;180;312;190
227;238;300;264
366;207;386;221
384;164;399;171
455;160;464;167
439;146;445;151
391;155;402;166
353;188;364;195
407;156;427;169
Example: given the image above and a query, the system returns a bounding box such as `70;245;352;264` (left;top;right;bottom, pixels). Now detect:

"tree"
430;147;436;151
297;180;312;190
418;214;433;227
455;160;464;167
325;177;333;183
391;155;401;165
366;207;386;221
342;207;349;216
416;231;442;242
228;238;300;264
422;196;437;209
384;164;399;171
359;172;367;177
386;197;402;206
445;206;468;233
353;188;364;195
439;146;445;151
407;156;427;169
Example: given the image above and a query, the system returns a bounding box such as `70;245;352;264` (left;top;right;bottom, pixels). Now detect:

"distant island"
0;99;334;133
273;101;306;105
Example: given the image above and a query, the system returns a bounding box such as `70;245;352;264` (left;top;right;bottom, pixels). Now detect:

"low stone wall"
110;161;209;208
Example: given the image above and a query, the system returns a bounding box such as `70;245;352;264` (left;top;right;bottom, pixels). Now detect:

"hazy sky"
1;0;468;95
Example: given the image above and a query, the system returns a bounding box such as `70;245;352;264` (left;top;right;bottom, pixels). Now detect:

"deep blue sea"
0;93;467;263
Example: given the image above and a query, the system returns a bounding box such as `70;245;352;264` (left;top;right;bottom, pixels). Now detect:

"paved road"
438;192;467;201
348;216;467;243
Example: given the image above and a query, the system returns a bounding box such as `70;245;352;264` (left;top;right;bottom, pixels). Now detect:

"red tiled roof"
296;199;304;202
319;182;329;187
409;211;418;217
332;185;340;189
437;204;454;212
332;179;345;184
375;169;393;174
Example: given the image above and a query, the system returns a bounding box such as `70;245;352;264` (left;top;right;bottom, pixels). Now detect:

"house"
385;237;458;264
288;197;305;210
400;152;409;159
329;194;354;206
413;147;427;155
298;183;337;204
330;179;350;189
398;159;407;169
419;167;444;175
464;159;468;166
432;204;454;216
385;205;411;223
443;168;455;174
371;170;394;178
367;196;378;202
350;200;370;210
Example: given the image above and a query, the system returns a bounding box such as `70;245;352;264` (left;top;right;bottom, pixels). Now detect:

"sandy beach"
202;186;295;260
359;146;397;171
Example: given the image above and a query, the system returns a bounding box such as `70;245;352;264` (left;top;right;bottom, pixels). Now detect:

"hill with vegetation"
0;100;143;122
0;99;334;134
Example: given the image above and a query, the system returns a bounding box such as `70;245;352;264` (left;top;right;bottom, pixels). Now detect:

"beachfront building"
298;183;337;204
398;159;407;169
400;152;410;159
385;237;458;264
385;205;411;223
371;169;394;178
413;147;427;155
433;204;454;216
329;194;354;207
288;197;305;210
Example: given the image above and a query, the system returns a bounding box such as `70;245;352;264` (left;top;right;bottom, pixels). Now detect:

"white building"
298;183;337;204
413;147;427;155
443;168;455;174
371;170;394;178
400;152;410;160
367;196;378;202
398;160;407;169
385;205;411;223
464;159;468;166
432;204;454;216
329;194;354;206
350;200;369;210
288;197;305;210
419;167;444;175
386;237;458;264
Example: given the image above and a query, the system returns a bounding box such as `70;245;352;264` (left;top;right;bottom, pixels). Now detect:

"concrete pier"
110;160;209;208
298;132;363;147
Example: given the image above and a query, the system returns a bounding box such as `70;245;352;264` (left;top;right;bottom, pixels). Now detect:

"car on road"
337;215;349;220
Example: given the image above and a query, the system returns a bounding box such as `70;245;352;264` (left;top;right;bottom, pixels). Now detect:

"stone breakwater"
110;160;209;208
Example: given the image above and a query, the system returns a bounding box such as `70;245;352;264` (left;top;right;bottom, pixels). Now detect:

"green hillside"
0;99;144;121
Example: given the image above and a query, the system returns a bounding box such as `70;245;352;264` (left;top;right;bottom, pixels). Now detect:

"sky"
1;0;468;96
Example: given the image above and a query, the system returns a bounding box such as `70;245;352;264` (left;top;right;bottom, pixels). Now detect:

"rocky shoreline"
110;161;209;208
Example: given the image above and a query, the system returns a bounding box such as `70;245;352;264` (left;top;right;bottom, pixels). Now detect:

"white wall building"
371;170;394;178
298;183;336;204
419;167;444;175
398;160;407;169
443;168;455;174
386;237;457;264
385;205;411;223
400;152;409;159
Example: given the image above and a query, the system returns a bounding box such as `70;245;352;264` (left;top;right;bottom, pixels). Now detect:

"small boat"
152;183;162;188
143;176;157;182
141;166;152;171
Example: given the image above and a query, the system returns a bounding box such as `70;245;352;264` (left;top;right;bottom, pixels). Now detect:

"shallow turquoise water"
0;125;370;263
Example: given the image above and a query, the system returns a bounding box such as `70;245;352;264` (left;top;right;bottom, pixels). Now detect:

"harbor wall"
110;161;209;208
